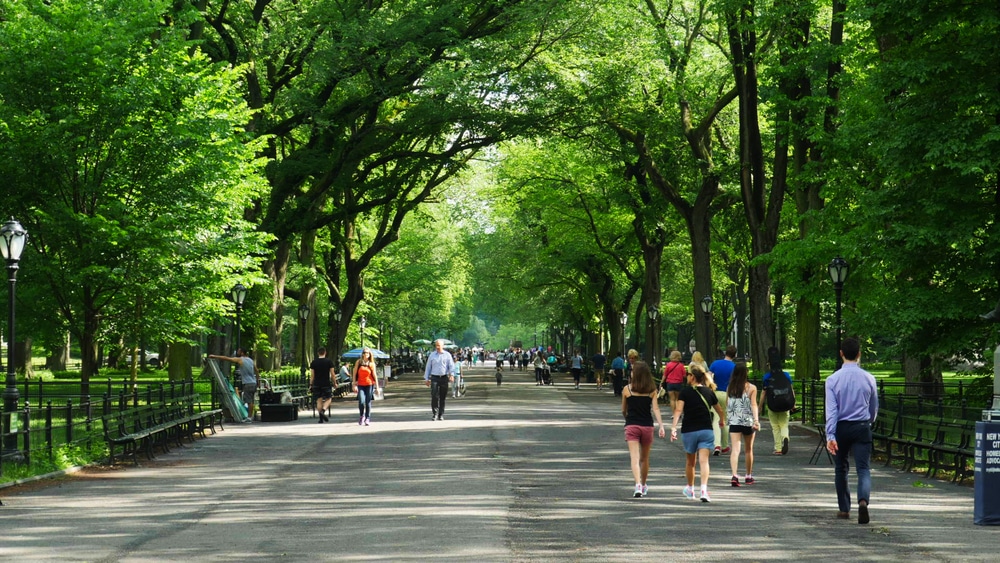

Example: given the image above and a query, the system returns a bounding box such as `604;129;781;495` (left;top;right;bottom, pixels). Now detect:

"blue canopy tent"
341;347;390;360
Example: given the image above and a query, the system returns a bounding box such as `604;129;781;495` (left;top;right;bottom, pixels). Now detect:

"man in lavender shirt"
424;339;455;421
825;337;879;525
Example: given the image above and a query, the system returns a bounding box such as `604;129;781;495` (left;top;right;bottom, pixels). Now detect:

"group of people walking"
302;334;877;524
623;338;878;524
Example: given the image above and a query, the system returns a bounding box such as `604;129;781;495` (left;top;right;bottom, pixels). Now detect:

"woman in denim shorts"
670;365;726;502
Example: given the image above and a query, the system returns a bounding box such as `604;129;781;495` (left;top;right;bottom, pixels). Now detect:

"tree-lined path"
1;368;998;562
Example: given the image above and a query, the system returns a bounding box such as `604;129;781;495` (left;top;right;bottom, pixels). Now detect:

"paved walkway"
1;365;999;562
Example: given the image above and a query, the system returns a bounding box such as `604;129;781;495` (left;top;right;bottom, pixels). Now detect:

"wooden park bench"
926;418;976;483
873;409;976;482
101;395;223;465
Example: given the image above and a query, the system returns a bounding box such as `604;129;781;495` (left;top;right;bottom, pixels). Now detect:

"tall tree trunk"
793;0;845;380
14;338;33;378
795;297;821;380
299;230;317;368
46;332;70;372
167;341;192;381
80;302;101;396
727;2;783;372
262;239;292;371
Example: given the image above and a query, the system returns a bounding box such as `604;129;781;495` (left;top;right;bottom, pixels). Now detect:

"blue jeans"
357;385;375;418
834;420;872;512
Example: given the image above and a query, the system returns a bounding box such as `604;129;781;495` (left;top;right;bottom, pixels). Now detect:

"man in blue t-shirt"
708;345;738;454
610;351;626;397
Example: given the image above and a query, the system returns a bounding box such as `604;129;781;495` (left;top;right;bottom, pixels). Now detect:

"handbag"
657;387;667;400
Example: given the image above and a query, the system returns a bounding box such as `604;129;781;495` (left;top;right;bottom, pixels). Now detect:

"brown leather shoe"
837;511;850;519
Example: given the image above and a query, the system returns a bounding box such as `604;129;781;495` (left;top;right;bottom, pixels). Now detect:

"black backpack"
766;371;795;412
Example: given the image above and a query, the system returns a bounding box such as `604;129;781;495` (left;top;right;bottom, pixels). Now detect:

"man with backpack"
759;347;795;455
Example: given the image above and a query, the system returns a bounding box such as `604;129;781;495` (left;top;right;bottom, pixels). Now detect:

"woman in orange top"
352;348;378;426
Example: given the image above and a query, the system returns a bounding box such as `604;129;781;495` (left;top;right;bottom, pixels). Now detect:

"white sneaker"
633;484;643;498
682;485;694;500
640;484;648;497
700;490;711;503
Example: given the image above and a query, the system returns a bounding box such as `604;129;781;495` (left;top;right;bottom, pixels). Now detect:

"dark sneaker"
744;475;755;485
731;476;741;488
781;437;789;455
859;503;870;524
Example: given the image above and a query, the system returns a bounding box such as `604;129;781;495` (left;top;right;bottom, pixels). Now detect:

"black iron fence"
0;378;211;479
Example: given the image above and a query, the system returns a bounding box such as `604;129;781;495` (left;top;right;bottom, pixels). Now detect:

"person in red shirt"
352;348;378;426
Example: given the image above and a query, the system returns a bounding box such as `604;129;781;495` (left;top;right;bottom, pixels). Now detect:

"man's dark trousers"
430;375;449;417
834;420;873;513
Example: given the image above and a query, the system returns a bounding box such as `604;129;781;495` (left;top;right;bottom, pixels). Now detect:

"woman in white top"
726;362;760;486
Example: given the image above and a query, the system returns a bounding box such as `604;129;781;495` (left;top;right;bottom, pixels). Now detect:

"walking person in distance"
424;339;456;420
759;347;795;455
826;337;878;524
610;351;626;396
309;347;336;423
622;361;666;497
671;364;725;502
352;348;378;425
709;345;738;455
570;348;584;389
726;362;759;486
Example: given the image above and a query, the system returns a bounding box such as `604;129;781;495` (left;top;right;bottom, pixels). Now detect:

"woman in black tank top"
622;361;666;497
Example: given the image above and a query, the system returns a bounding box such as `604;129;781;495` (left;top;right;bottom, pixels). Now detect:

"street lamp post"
1;218;27;456
298;304;310;383
332;308;342;366
359;316;367;348
230;283;247;354
829;257;850;370
229;283;247;388
647;305;659;370
700;295;714;356
619;311;628;355
563;322;570;355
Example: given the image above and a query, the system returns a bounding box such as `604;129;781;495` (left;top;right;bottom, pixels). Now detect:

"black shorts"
729;424;755;436
313;385;333;400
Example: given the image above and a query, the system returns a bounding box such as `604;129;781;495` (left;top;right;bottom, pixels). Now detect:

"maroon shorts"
625;425;654;446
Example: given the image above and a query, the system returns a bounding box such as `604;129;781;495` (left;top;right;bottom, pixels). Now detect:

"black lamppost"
1;218;27;456
298;304;309;383
619;311;628;354
829;256;850;370
359;316;367;348
647;305;659;370
332;308;342;366
700;295;714;356
230;283;247;354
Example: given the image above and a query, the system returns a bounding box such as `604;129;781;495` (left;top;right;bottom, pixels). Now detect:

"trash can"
974;421;1000;525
